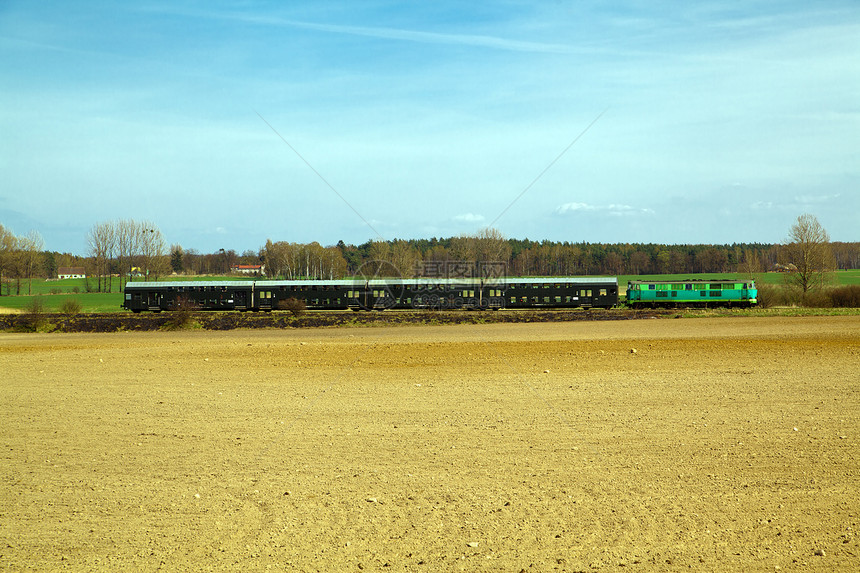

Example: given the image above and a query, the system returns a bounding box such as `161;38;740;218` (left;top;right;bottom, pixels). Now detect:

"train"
122;277;619;312
122;277;758;312
626;279;757;308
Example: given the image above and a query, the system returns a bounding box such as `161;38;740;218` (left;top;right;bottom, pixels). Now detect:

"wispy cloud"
148;7;578;54
555;203;654;217
795;193;841;204
453;213;485;223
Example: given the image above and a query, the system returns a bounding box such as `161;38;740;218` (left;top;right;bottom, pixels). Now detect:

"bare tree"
780;213;835;294
263;240;299;278
19;230;44;295
474;227;511;266
388;240;421;278
448;234;476;264
115;219;136;286
87;222;116;292
182;248;201;274
0;224;15;296
322;246;348;279
138;223;168;279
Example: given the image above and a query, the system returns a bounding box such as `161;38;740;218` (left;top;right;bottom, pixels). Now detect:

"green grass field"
1;271;857;314
0;292;123;313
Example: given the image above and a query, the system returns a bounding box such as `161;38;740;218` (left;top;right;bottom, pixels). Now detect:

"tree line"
0;224;45;295
87;219;168;292
1;214;857;295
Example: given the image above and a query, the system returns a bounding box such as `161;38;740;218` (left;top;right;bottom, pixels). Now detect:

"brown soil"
1;316;858;572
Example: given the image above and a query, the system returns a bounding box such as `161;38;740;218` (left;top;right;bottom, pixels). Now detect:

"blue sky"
1;1;858;255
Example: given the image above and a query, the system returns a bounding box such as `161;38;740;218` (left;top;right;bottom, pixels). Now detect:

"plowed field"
1;316;858;571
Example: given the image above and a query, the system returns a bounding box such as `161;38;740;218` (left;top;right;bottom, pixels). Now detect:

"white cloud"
795;193;841;204
554;203;654;217
453;213;485;223
751;201;774;210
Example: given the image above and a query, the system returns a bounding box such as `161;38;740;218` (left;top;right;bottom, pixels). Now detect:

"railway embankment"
0;308;673;333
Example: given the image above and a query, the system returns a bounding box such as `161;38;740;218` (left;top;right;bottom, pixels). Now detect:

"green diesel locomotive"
626;279;757;308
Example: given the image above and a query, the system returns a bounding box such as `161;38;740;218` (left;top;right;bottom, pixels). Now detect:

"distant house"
57;267;86;279
231;264;264;275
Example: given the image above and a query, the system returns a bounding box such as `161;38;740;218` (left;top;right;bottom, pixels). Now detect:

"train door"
147;291;162;310
234;290;247;309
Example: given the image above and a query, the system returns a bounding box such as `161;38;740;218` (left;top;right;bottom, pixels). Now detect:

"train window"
543;297;550;303
554;296;562;303
600;289;607;296
648;284;655;290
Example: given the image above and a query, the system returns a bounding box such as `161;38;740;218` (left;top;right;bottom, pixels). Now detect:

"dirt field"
1;316;858;572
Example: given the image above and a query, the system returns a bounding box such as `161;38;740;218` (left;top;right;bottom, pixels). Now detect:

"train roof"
506;277;617;284
124;276;618;290
627;278;753;284
124;281;254;289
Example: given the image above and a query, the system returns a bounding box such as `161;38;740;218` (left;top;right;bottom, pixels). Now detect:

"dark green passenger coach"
123;277;619;312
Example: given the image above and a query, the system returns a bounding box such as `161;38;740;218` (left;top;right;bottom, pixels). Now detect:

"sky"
1;1;858;255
